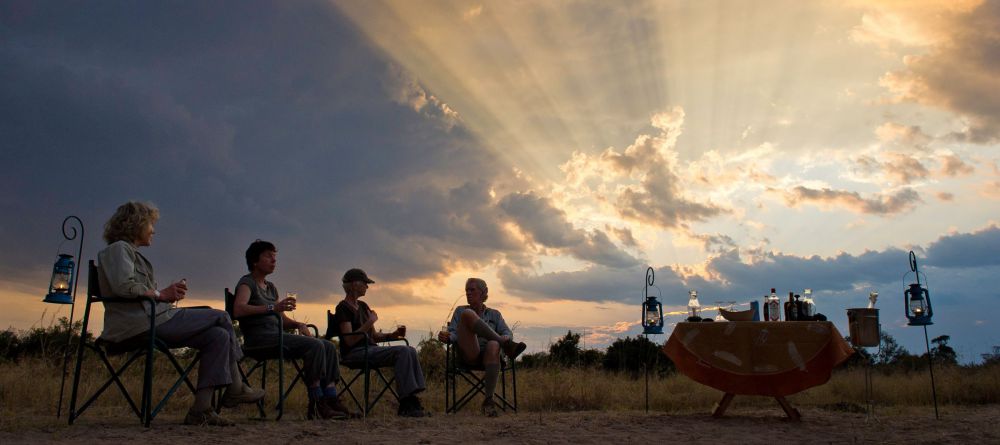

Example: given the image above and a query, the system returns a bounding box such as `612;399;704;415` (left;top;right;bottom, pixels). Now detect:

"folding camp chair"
444;341;518;414
68;261;201;427
324;310;408;416
223;288;317;420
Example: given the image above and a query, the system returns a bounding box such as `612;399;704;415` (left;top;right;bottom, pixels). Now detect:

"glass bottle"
803;288;815;318
767;288;781;321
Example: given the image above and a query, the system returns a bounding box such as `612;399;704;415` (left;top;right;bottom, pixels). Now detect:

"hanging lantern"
904;251;933;326
44;254;75;304
642;295;664;334
641;266;664;334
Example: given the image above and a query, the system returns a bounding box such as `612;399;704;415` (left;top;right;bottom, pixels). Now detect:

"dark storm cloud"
499;192;640;269
0;0;525;303
925;225;1000;269
501;225;1000;311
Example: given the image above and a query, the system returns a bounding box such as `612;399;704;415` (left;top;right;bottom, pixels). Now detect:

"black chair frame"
224;288;317;421
68;261;201;427
444;342;517;414
324;310;409;416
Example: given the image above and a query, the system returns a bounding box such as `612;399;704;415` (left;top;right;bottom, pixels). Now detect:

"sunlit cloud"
853;0;1000;142
779;185;922;215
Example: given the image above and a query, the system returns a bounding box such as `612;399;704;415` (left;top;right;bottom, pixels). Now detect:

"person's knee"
460;309;478;324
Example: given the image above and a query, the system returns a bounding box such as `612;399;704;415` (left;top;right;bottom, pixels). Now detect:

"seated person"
332;268;428;417
97;201;263;426
437;278;526;416
233;240;355;419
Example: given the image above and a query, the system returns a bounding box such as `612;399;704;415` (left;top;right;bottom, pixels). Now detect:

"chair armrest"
306;323;319;337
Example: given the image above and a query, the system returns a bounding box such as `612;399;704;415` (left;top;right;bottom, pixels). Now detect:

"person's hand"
437;330;450;343
296;323;312;336
393;325;406;339
160;280;187;303
276;297;297;312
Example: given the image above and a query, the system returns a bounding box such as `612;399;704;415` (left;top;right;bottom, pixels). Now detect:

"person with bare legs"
438;278;526;416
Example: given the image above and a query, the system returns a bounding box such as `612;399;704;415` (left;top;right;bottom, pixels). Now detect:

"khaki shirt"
97;240;178;343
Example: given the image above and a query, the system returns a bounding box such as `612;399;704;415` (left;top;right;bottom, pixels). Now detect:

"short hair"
466;277;489;301
245;239;277;272
103;201;160;244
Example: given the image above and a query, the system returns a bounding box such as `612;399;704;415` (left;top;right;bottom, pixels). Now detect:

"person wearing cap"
437;277;526;416
332;268;428;417
233;240;356;420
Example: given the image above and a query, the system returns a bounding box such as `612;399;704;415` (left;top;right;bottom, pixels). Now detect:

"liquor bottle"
803;288;815;318
767;288;781;321
793;294;803;321
784;292;796;321
762;294;770;321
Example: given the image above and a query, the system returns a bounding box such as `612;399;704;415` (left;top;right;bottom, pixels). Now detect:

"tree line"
4;321;999;374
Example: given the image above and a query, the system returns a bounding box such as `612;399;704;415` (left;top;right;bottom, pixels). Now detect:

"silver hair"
466;277;488;301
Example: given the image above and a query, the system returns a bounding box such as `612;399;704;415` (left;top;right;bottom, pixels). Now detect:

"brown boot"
324;396;361;419
481;398;498;417
308;397;347;420
502;340;527;359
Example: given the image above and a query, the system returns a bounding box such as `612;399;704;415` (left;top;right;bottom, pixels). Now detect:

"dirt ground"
2;405;997;444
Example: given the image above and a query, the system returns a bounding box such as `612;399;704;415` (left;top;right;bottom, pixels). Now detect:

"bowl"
720;308;755;322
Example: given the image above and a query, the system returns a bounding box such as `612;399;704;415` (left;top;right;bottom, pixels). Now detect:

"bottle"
793;294;803;321
762;295;770;321
803;288;815;319
784;292;796;321
767;288;781;321
687;290;701;319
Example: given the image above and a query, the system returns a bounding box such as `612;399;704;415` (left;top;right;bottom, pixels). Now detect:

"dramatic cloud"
559;108;724;229
780;186;922;215
385;65;461;130
854;0;1000;142
0;0;527;302
499;192;639;269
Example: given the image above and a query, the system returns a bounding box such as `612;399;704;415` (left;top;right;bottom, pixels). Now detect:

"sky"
2;0;999;363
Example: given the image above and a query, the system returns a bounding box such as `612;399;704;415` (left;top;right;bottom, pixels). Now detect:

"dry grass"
1;355;998;432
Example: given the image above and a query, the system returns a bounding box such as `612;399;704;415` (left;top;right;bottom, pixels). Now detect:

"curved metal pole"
57;216;84;418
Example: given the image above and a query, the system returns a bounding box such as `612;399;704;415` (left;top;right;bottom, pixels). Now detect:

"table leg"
774;396;801;421
712;393;735;418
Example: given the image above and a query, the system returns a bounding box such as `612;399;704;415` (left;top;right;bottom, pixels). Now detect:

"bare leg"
458;309;489;363
482;340;501;412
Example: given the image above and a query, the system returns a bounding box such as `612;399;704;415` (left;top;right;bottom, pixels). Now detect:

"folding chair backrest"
224;288;235;318
324;310;338;340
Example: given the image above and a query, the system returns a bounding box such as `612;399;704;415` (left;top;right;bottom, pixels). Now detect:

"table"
664;321;854;421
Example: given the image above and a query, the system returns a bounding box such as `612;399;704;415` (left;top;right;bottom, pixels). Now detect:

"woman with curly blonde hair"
97;201;264;426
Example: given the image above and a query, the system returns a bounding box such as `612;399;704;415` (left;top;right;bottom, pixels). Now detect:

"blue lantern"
904;251;933;326
641;267;663;334
44;254;75;305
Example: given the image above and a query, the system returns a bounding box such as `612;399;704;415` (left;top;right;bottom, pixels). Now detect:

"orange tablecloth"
664;321;854;397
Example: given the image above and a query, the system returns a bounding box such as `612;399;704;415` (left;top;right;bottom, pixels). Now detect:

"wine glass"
714;301;726;321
